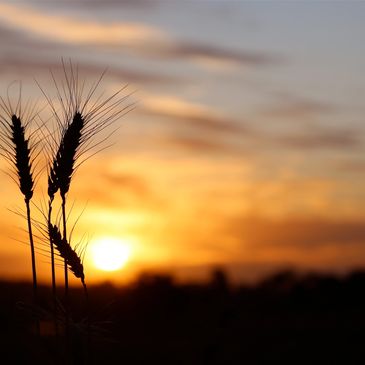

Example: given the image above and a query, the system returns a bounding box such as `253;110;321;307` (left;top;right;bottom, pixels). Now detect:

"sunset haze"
0;0;364;287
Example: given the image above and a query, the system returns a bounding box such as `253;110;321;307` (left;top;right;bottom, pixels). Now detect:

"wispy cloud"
68;167;163;210
42;0;158;8
140;41;277;68
101;172;150;197
141;94;248;134
0;2;276;71
141;93;362;152
139;91;363;153
0;56;178;85
0;26;178;85
158;134;231;153
0;2;166;46
262;97;334;120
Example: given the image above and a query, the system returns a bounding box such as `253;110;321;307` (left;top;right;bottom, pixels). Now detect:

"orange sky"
0;1;365;286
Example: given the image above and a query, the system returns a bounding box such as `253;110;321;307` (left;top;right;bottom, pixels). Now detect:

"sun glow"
90;237;131;272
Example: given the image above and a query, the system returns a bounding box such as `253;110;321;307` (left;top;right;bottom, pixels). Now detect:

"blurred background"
0;0;365;287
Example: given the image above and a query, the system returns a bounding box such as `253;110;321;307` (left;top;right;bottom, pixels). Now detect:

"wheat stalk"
48;111;85;300
0;91;40;334
42;61;134;297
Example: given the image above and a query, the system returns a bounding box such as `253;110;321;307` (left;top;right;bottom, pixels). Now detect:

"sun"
90;237;131;272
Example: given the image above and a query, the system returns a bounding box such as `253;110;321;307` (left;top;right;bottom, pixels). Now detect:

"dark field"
1;270;365;364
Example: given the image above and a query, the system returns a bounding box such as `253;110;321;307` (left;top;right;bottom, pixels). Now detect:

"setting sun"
90;237;131;272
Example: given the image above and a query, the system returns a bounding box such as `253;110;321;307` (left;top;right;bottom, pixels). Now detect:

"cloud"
274;129;361;149
0;25;178;85
0;55;177;85
228;216;365;248
224;215;365;278
69;169;163;210
141;95;248;134
261;96;334;120
0;0;279;75
101;172;150;197
335;160;365;173
0;2;276;71
42;0;157;8
39;58;177;85
0;24;37;47
158;134;230;153
0;5;182;85
0;3;166;46
141;94;362;152
138;92;364;156
140;41;277;68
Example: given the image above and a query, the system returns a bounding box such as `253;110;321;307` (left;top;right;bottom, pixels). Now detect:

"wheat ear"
48;223;86;291
48;112;84;201
10;115;34;201
10;114;37;290
48;112;84;300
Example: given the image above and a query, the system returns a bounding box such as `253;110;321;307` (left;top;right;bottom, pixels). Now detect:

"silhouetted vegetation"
1;268;365;364
0;64;133;362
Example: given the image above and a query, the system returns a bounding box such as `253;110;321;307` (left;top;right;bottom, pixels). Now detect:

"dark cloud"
140;104;364;158
262;97;334;119
159;134;230;153
43;59;176;85
0;26;33;47
228;216;365;248
101;172;150;197
0;54;179;85
140;106;249;135
71;171;164;210
335;160;365;173
0;25;57;55
275;129;361;149
142;101;361;152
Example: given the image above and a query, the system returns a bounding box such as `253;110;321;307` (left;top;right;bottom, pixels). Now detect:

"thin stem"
48;200;57;298
84;282;90;364
61;195;70;351
25;198;39;336
61;197;69;298
61;195;71;365
48;199;58;335
83;282;88;300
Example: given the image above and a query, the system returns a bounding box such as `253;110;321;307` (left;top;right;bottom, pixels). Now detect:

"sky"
0;0;364;286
